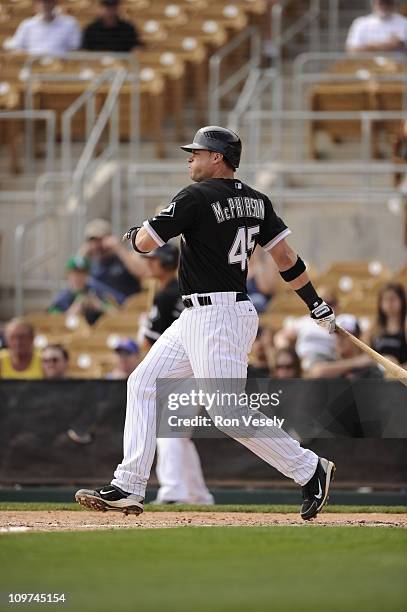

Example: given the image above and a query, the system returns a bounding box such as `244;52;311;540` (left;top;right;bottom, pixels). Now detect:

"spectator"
41;344;69;379
81;218;147;305
5;0;81;56
106;339;140;379
49;255;114;325
273;347;302;379
310;314;382;379
346;0;407;53
0;319;43;379
82;0;143;52
370;282;407;365
139;244;183;350
82;0;143;53
274;286;339;373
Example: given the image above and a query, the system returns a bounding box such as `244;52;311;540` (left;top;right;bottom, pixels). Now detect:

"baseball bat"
335;324;407;386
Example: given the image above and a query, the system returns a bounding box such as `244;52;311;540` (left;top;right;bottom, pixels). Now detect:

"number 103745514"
8;593;66;604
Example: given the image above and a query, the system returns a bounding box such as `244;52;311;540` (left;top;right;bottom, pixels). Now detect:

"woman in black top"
371;282;407;365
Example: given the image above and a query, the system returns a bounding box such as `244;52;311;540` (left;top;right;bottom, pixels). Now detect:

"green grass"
0;501;406;513
0;527;406;612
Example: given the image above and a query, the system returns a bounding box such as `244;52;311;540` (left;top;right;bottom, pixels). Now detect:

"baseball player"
141;243;214;505
76;126;336;520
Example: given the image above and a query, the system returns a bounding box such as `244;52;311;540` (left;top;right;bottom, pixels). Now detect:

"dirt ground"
1;511;406;532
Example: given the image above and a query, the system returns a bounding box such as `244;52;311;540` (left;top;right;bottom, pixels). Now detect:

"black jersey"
143;278;184;344
144;178;290;295
372;331;407;364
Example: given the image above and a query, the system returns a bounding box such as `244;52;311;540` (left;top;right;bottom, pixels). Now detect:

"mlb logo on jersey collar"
235;182;242;189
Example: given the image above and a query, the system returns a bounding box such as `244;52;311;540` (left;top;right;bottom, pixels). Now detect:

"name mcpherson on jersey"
211;197;265;224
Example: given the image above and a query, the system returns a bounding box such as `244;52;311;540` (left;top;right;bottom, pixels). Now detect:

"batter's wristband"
279;256;306;282
126;226;150;254
295;282;321;311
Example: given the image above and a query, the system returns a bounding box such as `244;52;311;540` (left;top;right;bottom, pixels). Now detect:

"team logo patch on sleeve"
157;202;176;218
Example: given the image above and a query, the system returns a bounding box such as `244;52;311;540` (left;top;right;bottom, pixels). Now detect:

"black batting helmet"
180;126;242;170
141;243;179;270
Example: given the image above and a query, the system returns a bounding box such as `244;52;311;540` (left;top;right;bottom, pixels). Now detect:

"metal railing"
327;0;382;51
126;159;407;210
60;69;119;174
13;67;127;314
69;67;126;249
0;110;56;174
14;211;62;316
268;0;321;71
244;110;407;163
250;160;407;203
293;51;407;111
23;51;139;167
227;68;281;133
208;26;261;125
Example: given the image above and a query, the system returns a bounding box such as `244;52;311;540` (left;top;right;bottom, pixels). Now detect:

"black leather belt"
182;293;250;308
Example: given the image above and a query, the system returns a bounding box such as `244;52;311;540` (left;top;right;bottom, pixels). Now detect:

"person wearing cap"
140;244;184;349
346;0;407;53
310;314;383;380
82;0;143;53
5;0;81;56
49;255;113;325
80;218;148;305
76;126;337;521
106;339;140;380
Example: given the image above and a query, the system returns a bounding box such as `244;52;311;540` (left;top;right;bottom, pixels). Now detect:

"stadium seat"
310;57;406;158
260;290;308;330
26;311;89;335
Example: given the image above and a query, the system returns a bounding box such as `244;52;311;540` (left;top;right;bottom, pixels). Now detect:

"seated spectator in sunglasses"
273;347;302;379
41;344;69;379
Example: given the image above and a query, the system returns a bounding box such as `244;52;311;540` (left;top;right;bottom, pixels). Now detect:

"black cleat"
75;484;144;515
301;458;336;521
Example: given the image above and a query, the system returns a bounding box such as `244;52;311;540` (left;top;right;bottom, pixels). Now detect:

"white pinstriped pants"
112;293;318;497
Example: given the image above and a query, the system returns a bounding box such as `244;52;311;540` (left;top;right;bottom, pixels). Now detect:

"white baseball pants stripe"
112;293;318;497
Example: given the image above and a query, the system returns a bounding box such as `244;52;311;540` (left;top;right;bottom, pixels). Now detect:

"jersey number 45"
228;225;260;271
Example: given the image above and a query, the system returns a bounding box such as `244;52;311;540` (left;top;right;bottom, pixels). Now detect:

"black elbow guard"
279;256;306;282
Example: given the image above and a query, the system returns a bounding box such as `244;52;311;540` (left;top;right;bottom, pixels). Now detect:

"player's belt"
182;293;250;308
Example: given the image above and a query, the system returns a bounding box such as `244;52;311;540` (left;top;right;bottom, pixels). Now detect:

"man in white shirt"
6;0;81;56
274;287;338;373
346;0;407;53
